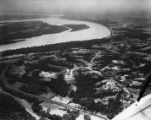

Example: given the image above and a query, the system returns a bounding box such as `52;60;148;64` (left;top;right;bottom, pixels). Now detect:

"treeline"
2;38;108;56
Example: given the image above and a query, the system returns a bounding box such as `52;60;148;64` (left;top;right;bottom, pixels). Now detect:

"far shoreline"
0;16;112;53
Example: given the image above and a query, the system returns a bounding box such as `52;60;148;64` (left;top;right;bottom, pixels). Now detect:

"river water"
0;17;111;52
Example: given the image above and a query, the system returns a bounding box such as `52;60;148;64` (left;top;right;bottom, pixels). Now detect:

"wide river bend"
0;17;111;52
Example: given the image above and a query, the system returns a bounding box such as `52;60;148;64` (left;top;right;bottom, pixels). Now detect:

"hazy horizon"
0;0;151;17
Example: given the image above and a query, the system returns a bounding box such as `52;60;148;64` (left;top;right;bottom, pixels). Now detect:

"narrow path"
88;51;101;70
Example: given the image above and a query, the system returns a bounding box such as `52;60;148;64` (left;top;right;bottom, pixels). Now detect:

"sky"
0;0;151;16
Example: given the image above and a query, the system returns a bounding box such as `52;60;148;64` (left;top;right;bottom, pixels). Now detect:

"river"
0;17;111;52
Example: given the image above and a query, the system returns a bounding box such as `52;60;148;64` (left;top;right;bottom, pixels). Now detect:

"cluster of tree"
39;57;74;69
23;72;69;96
124;28;150;40
6;63;68;96
26;62;62;72
20;84;47;95
49;74;69;96
84;115;91;120
71;72;102;98
0;63;7;73
73;94;123;119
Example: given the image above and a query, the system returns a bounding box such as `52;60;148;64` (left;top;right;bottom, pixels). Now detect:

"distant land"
0;21;68;45
0;14;49;20
63;24;89;31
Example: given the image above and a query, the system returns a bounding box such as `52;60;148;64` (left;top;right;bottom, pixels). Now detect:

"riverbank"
0;17;111;52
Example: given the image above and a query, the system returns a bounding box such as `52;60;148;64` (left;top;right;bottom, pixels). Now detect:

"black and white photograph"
0;0;151;120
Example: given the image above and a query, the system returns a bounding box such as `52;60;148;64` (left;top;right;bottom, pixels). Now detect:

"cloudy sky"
0;0;150;16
